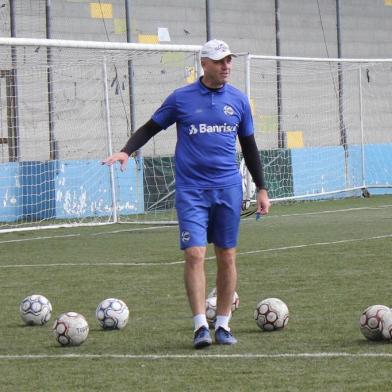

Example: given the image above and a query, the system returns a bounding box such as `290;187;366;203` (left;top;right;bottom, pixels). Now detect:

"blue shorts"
175;184;243;250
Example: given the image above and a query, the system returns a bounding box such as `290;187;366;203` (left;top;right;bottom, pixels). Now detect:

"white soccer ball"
96;298;129;330
207;288;240;313
53;312;89;346
359;304;390;341
19;294;52;325
254;297;289;331
231;291;240;313
380;309;392;341
205;296;217;326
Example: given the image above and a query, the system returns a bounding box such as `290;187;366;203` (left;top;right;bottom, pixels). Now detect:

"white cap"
200;39;236;60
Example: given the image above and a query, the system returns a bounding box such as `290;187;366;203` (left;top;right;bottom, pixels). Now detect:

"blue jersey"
152;79;254;189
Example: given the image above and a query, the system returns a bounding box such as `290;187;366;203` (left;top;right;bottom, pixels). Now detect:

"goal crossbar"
2;37;392;63
0;37;201;53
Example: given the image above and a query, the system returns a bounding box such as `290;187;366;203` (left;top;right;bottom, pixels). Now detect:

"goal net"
0;38;203;231
0;38;391;232
248;55;392;202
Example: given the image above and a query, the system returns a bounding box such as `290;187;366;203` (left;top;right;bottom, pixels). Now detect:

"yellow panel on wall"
90;3;113;19
384;0;392;6
287;131;304;148
114;18;126;34
138;34;159;44
249;98;255;116
185;66;196;84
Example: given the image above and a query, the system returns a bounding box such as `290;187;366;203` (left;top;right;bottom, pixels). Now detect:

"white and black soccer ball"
207;288;240;313
205;296;217;326
96;298;129;330
19;294;52;325
359;304;390;341
254;297;289;331
53;312;89;346
380;309;392;341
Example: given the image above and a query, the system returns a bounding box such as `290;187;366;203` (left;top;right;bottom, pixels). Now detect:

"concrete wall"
2;1;392;58
0;0;392;161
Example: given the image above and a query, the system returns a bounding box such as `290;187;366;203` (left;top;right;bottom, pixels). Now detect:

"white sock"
193;314;208;332
215;315;231;331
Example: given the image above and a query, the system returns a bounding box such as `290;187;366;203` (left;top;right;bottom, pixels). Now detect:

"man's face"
201;56;232;87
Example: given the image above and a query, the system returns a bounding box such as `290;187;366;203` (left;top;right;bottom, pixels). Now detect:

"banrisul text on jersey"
152;78;254;189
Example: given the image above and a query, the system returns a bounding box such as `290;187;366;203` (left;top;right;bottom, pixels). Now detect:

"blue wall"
55;159;144;219
0;162;22;222
291;146;347;196
291;144;392;197
20;161;56;220
1;145;391;223
0;159;144;223
348;144;392;195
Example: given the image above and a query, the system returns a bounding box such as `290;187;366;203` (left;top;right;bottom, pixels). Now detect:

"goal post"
0;37;391;233
246;53;392;202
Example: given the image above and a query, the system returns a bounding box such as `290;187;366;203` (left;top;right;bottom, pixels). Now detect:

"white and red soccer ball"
205;296;218;326
205;288;239;326
53;312;89;346
207;287;239;313
380;309;392;340
359;304;392;341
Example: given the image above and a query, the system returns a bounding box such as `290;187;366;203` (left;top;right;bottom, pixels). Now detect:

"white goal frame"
244;52;392;201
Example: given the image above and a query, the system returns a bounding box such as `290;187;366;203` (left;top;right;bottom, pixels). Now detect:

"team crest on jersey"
181;231;191;242
223;105;234;116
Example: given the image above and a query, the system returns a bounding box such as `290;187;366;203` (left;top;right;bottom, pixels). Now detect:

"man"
102;39;270;349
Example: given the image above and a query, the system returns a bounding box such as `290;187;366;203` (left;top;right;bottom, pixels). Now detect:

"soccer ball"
359;304;390;341
19;294;52;325
254;297;289;331
380;309;392;340
207;287;240;313
96;298;129;330
205;296;217;325
53;312;89;346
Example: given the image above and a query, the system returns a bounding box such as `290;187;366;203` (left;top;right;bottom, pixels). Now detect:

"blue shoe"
215;327;237;345
193;326;212;349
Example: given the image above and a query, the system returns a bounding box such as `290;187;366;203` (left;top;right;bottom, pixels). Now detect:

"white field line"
278;205;392;218
1;233;391;269
1;352;392;360
0;233;81;244
247;204;392;220
0;225;176;244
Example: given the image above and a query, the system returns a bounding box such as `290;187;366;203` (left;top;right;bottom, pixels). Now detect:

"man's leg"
184;246;207;317
215;246;237;316
214;246;238;344
184;246;212;348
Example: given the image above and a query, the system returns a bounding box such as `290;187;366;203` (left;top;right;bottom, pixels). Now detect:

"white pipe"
0;37;201;52
103;58;118;223
249;54;392;63
244;54;252;202
358;67;366;189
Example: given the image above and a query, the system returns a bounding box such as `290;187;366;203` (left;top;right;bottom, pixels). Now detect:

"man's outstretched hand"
101;152;129;171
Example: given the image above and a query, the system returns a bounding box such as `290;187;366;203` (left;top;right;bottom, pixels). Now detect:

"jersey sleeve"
151;91;177;130
237;96;254;137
